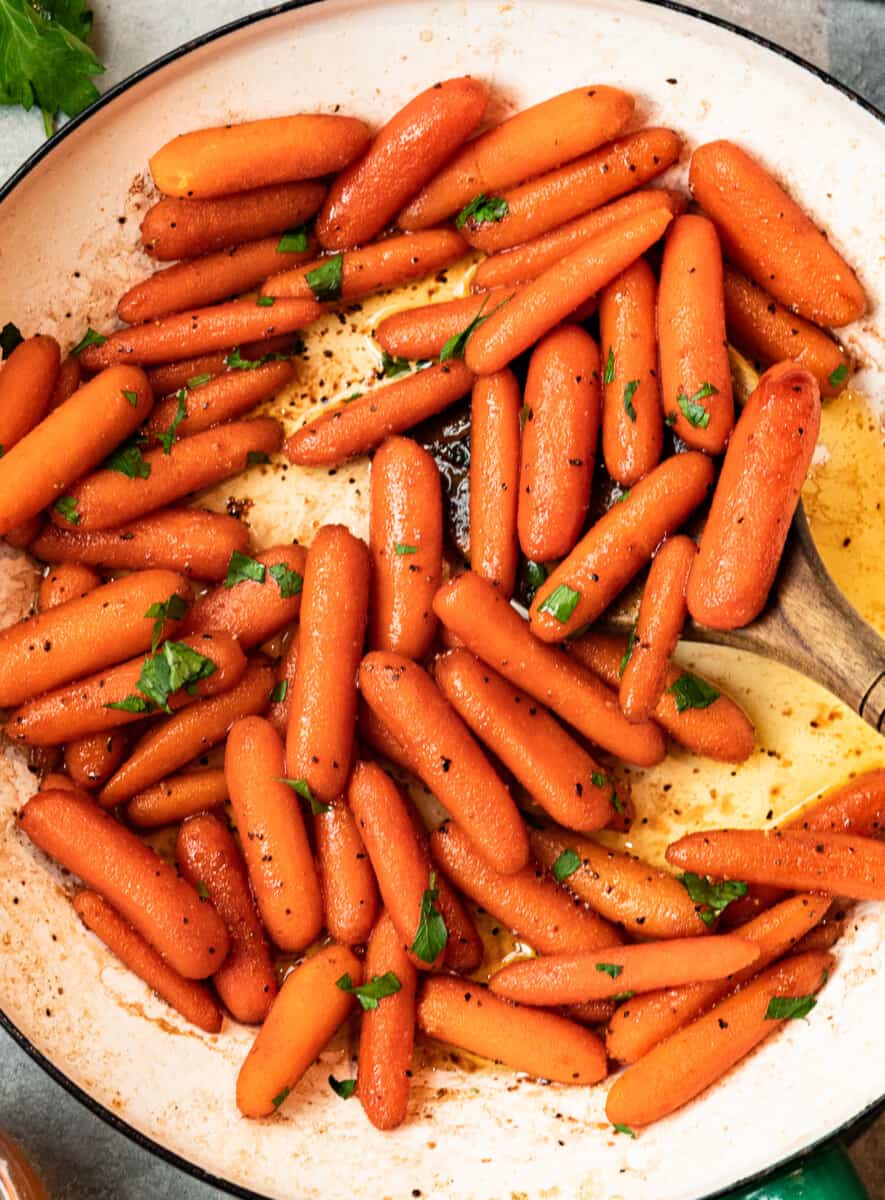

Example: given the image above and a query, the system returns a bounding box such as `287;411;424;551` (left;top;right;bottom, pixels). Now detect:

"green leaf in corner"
156;389;187;454
678;872;747;928
224;550;266;589
268;562;303;598
552;848;581;883
411;870;448;963
537;583;581;624
246;450;271;467
676;382;717;429
270;679;288;704
305;253;343;302
454;192;509;229
623;379;639;422
613;1123;636;1139
596;962;623;979
618;628;637;677
102;439;151;480
328;1075;356;1099
121;388;139;408
134;640;217;712
667;672;719;713
0;321;23;358
144;592;189;653
336;970;402;1011
603;346;615;385
276;225;310;254
765;994;817;1022
53;494;80;525
70;326;105;355
271;1086;290;1109
276;777;329;815
827;363;848;389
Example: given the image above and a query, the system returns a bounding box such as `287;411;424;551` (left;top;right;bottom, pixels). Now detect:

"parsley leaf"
271;1086;290;1109
187;373;212;388
765;994;817;1022
380;351;413;378
439;294;511;363
134;640;217;713
104;694;154;714
678;873;748;928
677;382;717;429
618;628;637;677
623;380;639;422
828;363;848;389
613;991;635;1003
590;771;608;789
455;193;509;229
102;440;151;480
411;870;448;963
664;411;677;427
613;1123;636;1139
336;970;402;1011
552;848;581;882
256;295;275;307
277;225;310;253
603;347;615;385
394;543;417;555
276;777;329;814
611;792;624;815
0;321;23;358
328;1075;356;1099
522;560;548;605
246;450;270;467
596;962;623;979
519;404;531;430
156;389;187;454
195;881;210;900
121;388;139;408
268;562;303;598
305;253;343;302
224;345;298;371
667;672;719;713
538;583;581;624
270;679;287;704
53;494;79;524
224;550;266;589
70;326;105;355
144;593;189;653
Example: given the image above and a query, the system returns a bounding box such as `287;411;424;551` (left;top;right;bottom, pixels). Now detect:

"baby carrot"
184;545;305;647
236;943;362;1117
39;773;79;793
434;873;484;974
177;812;278;1024
369;436;441;659
286;526;369;803
518;323;600;561
314;796;379;946
4;514;43;547
469;369;521;596
375;290;511;362
145;333;299;395
599;257;663;486
357;912;417;1130
0;335;59;454
567;1000;617;1025
64;732;129;791
38;563;100;610
417;976;608;1084
792;768;885;836
356;698;417;775
689;140;866;326
530;451;714;640
20;788;229;977
73;891;223;1033
687;362;820;629
267;630;298;738
49;354;81;410
127;768;227;828
143;361;296;440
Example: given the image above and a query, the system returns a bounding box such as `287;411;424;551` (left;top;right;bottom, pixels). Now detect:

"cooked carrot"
64;731;129;791
314;795;379;946
434;872;484;974
599;257;663;486
31;508;250;582
177;812;278;1024
620;535;696;723
356;697;417;772
151;114;369;199
469;369;521;596
357;912;417;1130
472;190;687;291
20;789;228;977
99;661;274;806
375;290;511;361
433;649;619;832
792;906;848;955
0;365;153;535
530;826;710;940
73;891;223;1033
56;418;283;532
145;333;300;395
433;572;666;767
687;362;820;629
518;323;600;561
0;335;60;455
792;768;885;836
184;544;305;647
286;526;368;803
5;513;43;548
530;451;714;640
689;140;866;326
369;436;441;659
359;651;529;873
461;128;682;255
606;892;831;1063
567;1000;617;1025
225;716;323;951
39;772;79;792
464;207;674;376
0;568;190;708
141;182;327;260
285;361;473;467
38;563;100;610
143;360;296;440
127;768;227;828
48;355;81;410
268;629;299;738
605;951;833;1126
318;77;487;249
417;975;607;1084
399;85;635;229
723;267;851;398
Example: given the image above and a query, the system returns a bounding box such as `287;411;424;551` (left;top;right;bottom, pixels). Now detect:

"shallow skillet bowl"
0;2;883;1198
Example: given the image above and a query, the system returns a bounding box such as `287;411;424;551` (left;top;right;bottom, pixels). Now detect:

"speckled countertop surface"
0;2;882;1197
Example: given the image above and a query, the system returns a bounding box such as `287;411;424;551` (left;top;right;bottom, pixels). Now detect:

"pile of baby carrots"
1;76;881;1136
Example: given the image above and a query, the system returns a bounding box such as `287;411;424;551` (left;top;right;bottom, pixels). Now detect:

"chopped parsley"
268;562;303;598
613;991;635;1004
439;293;511;362
537;583;581;624
144;593;189;653
623;380;639;422
678;872;748;928
256;295;275;307
156;389;188;453
54;495;80;525
618;629;637;677
224;550;265;589
380;351;414;378
276;777;329;815
667;672;719;712
596;962;624;979
246;450;271;467
336;970;402;1011
604;347;615;385
827;363;848;389
71;327;105;355
187;373;213;388
196;881;210;900
277;225;310;253
270;679;288;704
305;253;343;302
121;388;139;408
271;1086;290;1109
455;193;509;229
102;440;151;480
411;870;448;963
106;640;217;714
765;994;817;1021
328;1075;356;1099
613;1123;636;1139
0;322;23;358
394;543;418;555
676;382;717;429
522;560;548;605
552;848;581;882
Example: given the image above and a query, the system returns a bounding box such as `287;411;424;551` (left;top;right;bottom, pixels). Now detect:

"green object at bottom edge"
720;1142;869;1200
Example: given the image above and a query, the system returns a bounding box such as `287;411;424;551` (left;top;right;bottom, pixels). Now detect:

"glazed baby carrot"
399;85;635;229
56;418;283;531
48;354;81;410
184;545;305;647
434;871;484;974
286;526;369;803
432;572;666;767
375;290;511;362
530;451;714;640
357;912;417;1131
356;697;418;774
530;826;708;940
285;361;473;467
150;113;369;199
141;181;327;260
369;436;441;658
433;649;620;832
0;364;153;535
0;568;189;708
126;768;227;828
38;562;100;610
20;788;228;977
460;128;682;255
430;820;619;954
359;651;529;873
31;508;251;582
143;361;296;440
64;732;129;791
4;514;43;548
472;189;686;291
226;716;323;951
267;630;298;738
99;661;275;806
571;632;755;762
658;214;734;453
620;535;696;723
599;257;663;486
39;773;78;793
605;950;833;1127
416;976;608;1085
0;335;59;454
145;333;299;394
723;267;851;398
469;369;521;596
518;323;600;561
687;362;820;629
236;943;362;1118
606;892;831;1063
792;768;885;836
73;891;223;1033
263;230;468;303
567;1000;617;1025
314;795;379;946
317;77;488;249
689;140;866;326
464;206;674;376
177;812;278;1024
